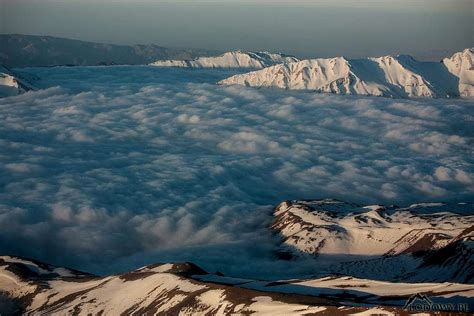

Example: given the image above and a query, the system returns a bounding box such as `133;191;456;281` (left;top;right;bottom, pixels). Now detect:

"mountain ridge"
1;255;472;315
219;48;473;98
0;34;216;67
272;199;474;283
150;51;299;68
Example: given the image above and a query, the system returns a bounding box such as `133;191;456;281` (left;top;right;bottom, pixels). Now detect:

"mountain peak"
136;262;208;276
442;48;473;97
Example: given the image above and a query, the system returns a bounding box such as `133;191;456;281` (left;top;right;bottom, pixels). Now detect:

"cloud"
177;113;200;124
0;66;472;277
4;163;38;173
218;131;282;154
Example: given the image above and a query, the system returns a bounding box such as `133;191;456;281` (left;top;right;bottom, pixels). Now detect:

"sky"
0;0;473;58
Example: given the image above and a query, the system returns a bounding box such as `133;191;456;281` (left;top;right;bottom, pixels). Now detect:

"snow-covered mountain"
219;49;473;98
1;256;472;315
273;199;474;283
443;48;474;97
150;51;299;68
0;65;35;97
273;199;473;256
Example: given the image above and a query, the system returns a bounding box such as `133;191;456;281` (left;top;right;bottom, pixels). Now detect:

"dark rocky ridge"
0;34;217;67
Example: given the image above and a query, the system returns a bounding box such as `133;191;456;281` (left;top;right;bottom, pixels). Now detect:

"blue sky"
1;0;473;58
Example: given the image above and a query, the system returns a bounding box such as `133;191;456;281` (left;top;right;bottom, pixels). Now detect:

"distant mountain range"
1;34;472;99
150;51;299;68
219;48;474;98
0;34;216;67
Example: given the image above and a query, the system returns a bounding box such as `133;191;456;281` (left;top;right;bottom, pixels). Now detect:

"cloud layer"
0;66;473;277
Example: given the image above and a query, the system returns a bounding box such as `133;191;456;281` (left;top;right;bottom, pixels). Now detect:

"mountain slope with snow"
0;65;35;97
0;256;386;315
443;48;474;97
219;49;473;98
1;256;472;315
273;199;474;283
150;51;299;68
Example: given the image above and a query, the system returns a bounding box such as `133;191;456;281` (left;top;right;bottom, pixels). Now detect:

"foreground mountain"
1;256;472;315
0;65;36;97
273;199;474;283
150;51;299;68
0;34;214;67
219;49;473;98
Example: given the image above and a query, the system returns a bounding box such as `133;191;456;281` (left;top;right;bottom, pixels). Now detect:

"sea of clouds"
0;66;473;277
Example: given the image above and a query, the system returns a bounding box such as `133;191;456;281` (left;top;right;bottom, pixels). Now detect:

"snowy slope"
272;199;474;283
150;51;299;68
415;226;474;283
0;256;410;315
2;256;472;315
443;48;474;97
273;199;473;256
219;49;473;98
218;275;474;308
0;65;35;97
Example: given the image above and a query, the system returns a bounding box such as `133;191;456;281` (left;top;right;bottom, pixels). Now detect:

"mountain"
443;48;474;97
1;256;472;315
272;199;474;283
150;51;299;68
0;65;36;97
0;34;215;67
219;49;474;98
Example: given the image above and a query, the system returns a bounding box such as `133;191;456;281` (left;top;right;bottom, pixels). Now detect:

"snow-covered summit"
219;49;474;98
150;51;299;68
443;48;474;97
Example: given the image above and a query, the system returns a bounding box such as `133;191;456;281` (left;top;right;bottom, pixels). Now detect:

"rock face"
0;65;35;97
2;256;473;315
219;49;474;98
272;199;474;283
150;51;299;68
